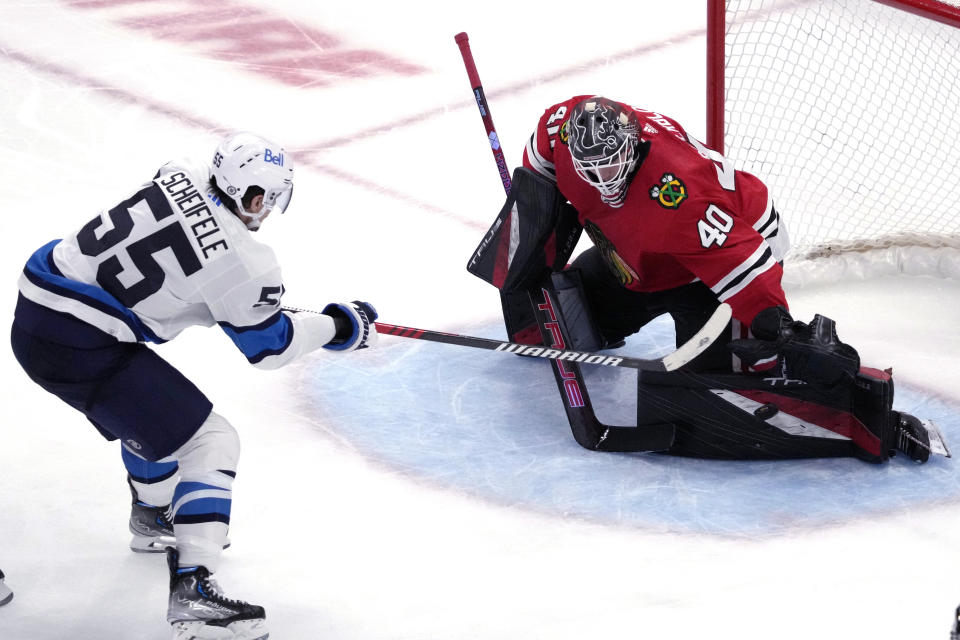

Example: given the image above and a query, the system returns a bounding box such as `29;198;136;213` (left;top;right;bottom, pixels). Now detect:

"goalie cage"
707;0;960;287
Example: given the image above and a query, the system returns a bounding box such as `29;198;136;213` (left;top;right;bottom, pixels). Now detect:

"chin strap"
239;205;273;230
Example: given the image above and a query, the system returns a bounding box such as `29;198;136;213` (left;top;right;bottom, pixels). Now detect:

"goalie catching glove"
728;306;860;388
322;301;378;351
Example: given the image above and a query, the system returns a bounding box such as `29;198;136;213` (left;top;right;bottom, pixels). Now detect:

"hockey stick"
282;304;729;372
455;32;512;195
376;301;730;372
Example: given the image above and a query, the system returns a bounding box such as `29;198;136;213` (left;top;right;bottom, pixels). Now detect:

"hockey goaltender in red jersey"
468;95;949;464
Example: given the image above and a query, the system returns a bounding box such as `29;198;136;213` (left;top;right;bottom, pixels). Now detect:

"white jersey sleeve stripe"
715;247;777;302
752;195;775;234
525;132;556;181
752;198;791;262
711;242;770;295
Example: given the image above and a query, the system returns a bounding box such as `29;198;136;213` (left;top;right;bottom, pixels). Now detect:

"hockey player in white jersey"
11;132;376;640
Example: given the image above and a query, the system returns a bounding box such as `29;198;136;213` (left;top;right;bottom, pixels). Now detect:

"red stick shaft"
454;32;512;195
374;321;668;371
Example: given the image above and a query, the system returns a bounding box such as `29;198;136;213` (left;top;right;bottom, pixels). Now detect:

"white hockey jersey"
18;158;332;368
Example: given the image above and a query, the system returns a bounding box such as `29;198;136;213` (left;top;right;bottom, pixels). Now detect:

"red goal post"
707;0;960;282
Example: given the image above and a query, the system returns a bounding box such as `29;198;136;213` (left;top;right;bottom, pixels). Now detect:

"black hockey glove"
322;301;378;351
728;305;860;388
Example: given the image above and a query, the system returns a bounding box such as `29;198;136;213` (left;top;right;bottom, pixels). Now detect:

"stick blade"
659;303;732;371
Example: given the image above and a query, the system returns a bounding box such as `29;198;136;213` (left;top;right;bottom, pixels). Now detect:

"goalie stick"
454;32;511;195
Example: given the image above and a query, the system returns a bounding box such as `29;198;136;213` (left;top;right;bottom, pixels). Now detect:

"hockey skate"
0;569;12;606
129;480;176;553
129;480;230;553
166;548;268;640
892;412;951;463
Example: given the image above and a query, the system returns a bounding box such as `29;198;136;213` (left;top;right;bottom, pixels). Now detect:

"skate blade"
130;534;175;553
130;535;231;553
171;619;268;640
922;419;952;458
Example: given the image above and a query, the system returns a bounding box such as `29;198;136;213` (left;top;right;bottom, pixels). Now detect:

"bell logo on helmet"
210;132;295;230
264;149;284;166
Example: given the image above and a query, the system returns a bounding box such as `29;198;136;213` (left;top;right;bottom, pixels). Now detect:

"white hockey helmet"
211;132;294;229
566;97;641;208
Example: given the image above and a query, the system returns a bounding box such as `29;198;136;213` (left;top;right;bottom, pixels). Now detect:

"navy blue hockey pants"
10;296;212;461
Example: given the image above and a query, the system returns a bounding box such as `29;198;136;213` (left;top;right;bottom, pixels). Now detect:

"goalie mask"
567;97;641;208
211;132;294;230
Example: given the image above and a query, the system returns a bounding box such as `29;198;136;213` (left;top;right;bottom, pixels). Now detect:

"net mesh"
722;0;960;260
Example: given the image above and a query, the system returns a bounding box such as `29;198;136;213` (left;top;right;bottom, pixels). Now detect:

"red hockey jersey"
523;95;790;328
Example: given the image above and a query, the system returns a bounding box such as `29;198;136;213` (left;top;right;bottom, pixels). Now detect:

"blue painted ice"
310;315;960;537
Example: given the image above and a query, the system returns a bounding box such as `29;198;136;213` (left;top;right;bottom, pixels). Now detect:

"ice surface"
309;315;960;537
2;2;960;639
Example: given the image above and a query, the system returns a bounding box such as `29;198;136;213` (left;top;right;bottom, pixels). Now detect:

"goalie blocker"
467;167;583;344
468;167;949;464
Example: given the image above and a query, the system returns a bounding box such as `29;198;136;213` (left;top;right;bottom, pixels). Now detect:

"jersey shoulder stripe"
525;131;556;180
753;198;777;236
20;240;162;343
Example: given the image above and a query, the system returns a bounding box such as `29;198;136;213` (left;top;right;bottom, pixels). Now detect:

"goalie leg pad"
499;289;543;344
638;374;851;460
549;269;605;352
637;369;900;462
848;367;896;462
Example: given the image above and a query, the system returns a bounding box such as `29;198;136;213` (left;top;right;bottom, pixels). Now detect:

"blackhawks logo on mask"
649;173;687;209
583;220;638;287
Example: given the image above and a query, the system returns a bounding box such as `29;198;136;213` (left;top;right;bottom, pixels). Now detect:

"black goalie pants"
571;246;733;372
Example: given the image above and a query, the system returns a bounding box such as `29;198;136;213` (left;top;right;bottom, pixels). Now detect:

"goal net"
708;0;960;282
